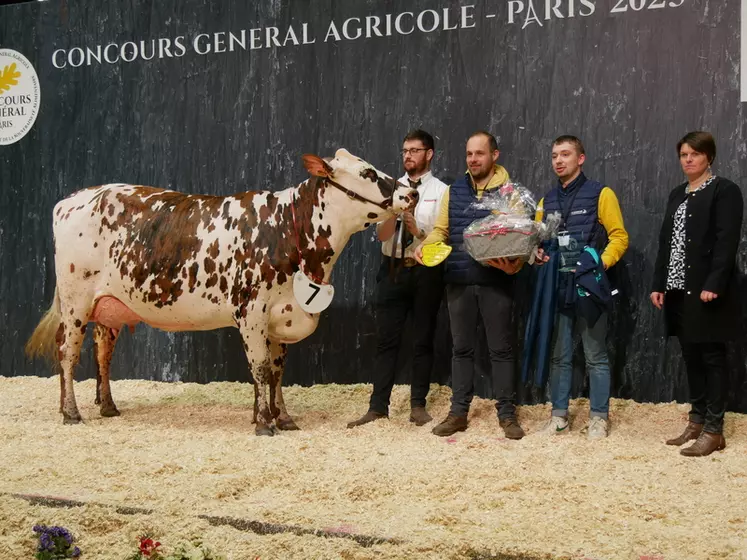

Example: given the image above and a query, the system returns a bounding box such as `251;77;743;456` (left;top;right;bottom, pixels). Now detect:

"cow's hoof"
255;424;275;437
62;413;82;425
276;418;300;431
100;406;121;418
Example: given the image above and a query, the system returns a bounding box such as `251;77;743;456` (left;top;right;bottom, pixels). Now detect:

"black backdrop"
2;0;746;410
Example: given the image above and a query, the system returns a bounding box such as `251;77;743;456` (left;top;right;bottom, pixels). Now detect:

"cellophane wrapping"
463;183;561;262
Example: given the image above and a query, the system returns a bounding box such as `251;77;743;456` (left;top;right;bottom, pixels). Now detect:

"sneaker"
586;417;608;440
542;416;569;435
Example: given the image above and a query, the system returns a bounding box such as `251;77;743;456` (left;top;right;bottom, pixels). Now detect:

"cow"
25;149;418;435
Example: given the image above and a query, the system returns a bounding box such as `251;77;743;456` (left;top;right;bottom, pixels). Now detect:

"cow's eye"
360;168;379;182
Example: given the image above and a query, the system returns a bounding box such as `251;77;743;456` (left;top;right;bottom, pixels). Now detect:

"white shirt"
380;170;449;258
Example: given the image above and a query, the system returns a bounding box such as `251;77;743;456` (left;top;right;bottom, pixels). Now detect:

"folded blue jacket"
573;247;613;328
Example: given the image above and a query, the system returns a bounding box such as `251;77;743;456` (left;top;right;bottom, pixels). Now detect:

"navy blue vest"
542;173;605;294
444;173;513;286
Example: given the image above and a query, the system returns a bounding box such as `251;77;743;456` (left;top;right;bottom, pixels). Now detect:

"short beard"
405;161;428;178
470;167;491;182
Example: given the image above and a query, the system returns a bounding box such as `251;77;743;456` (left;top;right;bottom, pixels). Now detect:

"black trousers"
668;290;727;434
446;283;516;419
368;258;444;414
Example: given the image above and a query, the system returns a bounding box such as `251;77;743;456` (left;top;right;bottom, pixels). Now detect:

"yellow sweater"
535;187;629;269
421;165;510;247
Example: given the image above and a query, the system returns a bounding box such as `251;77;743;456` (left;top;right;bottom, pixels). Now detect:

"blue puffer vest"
444;173;513;286
542;173;605;299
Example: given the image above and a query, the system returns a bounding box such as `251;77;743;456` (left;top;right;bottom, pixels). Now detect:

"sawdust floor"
1;376;746;560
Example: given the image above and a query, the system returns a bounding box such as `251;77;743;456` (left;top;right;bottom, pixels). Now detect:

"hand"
700;290;718;303
402;212;420;237
487;257;522;275
414;245;425;265
650;292;664;309
533;248;550;266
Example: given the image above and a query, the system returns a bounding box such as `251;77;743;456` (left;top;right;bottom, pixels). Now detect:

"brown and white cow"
25;149;417;435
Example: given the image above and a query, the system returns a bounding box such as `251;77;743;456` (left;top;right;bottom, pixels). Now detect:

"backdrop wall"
2;0;746;410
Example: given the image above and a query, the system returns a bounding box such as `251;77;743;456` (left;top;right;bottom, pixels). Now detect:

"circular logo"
0;49;40;145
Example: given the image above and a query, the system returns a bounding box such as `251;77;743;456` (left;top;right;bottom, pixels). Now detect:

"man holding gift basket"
415;131;527;439
534;135;629;439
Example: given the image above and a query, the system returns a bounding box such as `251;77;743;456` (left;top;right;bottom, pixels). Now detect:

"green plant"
127;536;226;560
32;525;81;559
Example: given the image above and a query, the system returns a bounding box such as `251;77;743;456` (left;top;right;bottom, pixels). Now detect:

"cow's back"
52;184;243;331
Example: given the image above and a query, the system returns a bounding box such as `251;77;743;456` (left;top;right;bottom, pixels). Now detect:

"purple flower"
39;532;54;551
32;523;80;558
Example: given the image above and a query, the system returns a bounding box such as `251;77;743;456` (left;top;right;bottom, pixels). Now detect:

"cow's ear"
302;154;333;178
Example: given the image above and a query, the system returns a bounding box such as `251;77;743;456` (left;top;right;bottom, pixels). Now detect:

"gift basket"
463;182;561;263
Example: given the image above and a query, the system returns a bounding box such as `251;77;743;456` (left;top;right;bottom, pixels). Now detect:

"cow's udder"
90;296;142;330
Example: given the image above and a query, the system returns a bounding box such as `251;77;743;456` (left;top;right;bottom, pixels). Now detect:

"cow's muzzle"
392;184;418;214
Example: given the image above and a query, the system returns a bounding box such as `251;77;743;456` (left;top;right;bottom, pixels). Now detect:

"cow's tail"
25;286;62;364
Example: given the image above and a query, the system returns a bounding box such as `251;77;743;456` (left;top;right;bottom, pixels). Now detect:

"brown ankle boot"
346;410;387;429
432;414;468;436
499;417;525;440
409;407;433;426
680;431;726;457
666;421;703;446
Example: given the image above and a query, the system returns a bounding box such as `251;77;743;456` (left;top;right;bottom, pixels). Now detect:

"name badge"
293;271;335;314
558;230;570;247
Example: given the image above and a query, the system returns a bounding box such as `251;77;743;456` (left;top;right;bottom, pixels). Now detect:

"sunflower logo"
0;49;40;145
0;63;21;93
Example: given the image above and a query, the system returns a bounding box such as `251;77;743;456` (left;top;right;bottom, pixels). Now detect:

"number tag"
558;231;571;247
293;271;335;314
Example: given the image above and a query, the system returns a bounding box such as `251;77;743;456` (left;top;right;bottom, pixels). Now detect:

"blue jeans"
549;311;610;419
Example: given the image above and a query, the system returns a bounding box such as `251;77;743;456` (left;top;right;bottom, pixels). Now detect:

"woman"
651;131;743;457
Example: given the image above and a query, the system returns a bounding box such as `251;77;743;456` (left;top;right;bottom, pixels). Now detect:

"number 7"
305;283;321;305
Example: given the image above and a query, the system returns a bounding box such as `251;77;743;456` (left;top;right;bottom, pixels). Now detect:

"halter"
289;176;399;283
323;176;394;211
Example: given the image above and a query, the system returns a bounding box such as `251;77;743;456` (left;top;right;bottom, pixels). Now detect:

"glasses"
401;148;428;156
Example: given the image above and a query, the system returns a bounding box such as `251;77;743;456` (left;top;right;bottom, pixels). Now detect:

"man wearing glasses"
348;129;449;428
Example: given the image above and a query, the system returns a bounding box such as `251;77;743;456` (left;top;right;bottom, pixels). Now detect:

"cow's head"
303;149;418;228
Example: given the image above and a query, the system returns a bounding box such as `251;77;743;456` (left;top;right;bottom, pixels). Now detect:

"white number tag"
293;271;335;314
558;231;571;247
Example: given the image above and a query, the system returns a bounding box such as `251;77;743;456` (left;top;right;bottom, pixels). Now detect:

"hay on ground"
1;376;746;560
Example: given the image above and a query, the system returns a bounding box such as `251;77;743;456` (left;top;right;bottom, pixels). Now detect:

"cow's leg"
57;307;91;424
237;315;275;436
269;341;298;431
267;339;281;420
251;383;259;424
94;339;101;406
93;324;120;417
58;362;64;413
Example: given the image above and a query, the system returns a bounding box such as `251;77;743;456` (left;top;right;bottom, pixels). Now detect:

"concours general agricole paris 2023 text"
49;1;686;69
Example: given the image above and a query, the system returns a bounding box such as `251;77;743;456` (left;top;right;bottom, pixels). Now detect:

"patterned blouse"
666;175;717;291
